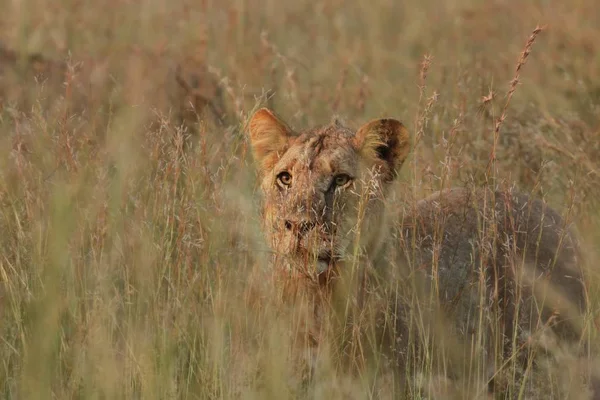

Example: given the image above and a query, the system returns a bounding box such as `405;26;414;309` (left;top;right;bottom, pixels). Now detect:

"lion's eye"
277;171;292;187
333;174;352;187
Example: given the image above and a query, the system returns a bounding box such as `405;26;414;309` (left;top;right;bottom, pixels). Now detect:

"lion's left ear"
247;108;293;174
352;118;411;182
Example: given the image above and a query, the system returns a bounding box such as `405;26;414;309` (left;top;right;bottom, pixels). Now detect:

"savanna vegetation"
0;0;599;398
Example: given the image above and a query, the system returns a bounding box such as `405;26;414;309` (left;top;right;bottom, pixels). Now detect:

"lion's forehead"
277;131;359;175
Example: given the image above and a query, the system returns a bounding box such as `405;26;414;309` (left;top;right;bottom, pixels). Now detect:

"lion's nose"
284;220;316;236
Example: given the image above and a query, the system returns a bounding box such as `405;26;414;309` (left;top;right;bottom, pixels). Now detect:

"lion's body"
389;187;585;361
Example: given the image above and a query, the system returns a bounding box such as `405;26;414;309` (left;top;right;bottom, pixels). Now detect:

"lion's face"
247;108;410;277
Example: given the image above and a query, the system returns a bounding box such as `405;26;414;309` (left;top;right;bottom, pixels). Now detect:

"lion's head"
247;108;410;278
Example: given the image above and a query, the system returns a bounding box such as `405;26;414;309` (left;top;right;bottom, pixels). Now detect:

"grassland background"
0;0;599;398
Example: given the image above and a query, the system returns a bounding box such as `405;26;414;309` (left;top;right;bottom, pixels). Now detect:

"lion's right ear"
247;108;292;173
353;118;411;182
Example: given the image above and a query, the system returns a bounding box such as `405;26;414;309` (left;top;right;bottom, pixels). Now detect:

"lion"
246;107;592;396
0;44;225;128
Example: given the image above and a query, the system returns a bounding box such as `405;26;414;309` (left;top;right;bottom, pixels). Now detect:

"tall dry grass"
0;0;599;398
